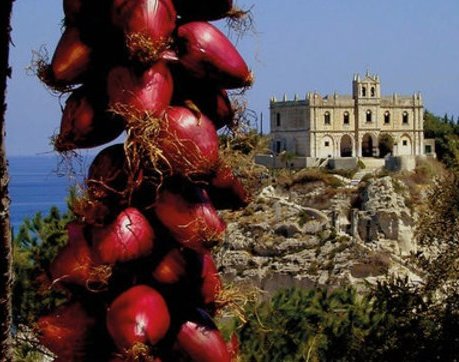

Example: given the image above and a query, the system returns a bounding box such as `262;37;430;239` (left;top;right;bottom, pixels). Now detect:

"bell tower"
352;71;381;101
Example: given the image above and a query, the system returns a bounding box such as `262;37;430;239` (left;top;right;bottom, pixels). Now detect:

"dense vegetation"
424;110;459;167
234;277;459;361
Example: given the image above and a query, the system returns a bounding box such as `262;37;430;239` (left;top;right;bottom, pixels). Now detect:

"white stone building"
270;72;426;158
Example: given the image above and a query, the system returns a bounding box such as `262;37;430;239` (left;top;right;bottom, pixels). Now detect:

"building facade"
270;72;425;158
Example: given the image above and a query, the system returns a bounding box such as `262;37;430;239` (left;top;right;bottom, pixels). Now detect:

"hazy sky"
5;0;459;155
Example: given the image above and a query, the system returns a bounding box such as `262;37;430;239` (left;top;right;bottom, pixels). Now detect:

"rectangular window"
402;140;408;146
366;111;372;123
425;145;432;153
276;141;281;154
276;113;281;127
325;141;330;147
402;112;409;124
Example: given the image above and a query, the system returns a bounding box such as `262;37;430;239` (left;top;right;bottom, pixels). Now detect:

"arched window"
366;110;372;123
324;111;331;125
402;111;409;124
371;87;375;97
384;111;390;124
276;113;281;127
343;111;350;124
362;86;367;97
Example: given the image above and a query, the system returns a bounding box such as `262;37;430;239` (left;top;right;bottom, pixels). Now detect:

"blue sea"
8;155;94;234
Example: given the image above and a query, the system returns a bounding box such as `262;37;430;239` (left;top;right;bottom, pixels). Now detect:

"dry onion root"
126;33;173;65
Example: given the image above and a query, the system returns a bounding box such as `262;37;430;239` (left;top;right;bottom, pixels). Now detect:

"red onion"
110;356;162;362
171;72;234;129
37;302;95;361
152;248;187;284
87;144;131;198
158;106;219;178
106;285;170;351
206;161;250;210
55;86;125;151
91;207;155;264
175;310;231;362
173;0;233;21
112;0;176;62
51;26;91;85
107;62;173;117
63;0;83;24
154;186;226;252
112;0;176;42
200;253;221;307
50;222;96;287
176;22;252;89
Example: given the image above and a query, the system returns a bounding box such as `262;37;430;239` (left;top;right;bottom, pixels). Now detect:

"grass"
289;168;344;188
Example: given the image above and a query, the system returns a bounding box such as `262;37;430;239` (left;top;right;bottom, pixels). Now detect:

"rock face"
216;182;421;295
356;177;415;255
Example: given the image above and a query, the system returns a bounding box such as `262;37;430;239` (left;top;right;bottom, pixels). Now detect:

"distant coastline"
7;154;94;232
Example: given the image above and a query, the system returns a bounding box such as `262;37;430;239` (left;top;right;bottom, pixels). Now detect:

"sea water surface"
8;155;93;233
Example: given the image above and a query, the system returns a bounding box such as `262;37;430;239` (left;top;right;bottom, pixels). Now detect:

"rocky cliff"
215;175;423;295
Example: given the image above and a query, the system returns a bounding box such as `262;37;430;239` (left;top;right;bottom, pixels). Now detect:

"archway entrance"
362;134;373;157
399;134;413;155
340;135;353;157
378;133;394;158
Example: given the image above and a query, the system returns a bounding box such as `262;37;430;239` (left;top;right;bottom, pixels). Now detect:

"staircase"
351;158;385;185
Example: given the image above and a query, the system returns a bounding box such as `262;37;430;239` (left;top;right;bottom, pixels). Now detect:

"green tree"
237;287;382;362
13;207;71;326
424;110;459;167
13;207;71;360
378;134;394;158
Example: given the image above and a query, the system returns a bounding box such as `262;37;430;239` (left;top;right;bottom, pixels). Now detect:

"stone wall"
385;155;417;172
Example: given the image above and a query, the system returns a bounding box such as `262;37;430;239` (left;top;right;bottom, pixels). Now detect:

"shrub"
357;159;366;169
290;168;343;188
236;287;382;362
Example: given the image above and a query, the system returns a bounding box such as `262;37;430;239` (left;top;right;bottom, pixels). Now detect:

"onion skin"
171;71;234;130
87;144;131;199
154;187;226;252
112;0;176;45
50;223;95;287
37;302;95;361
107;62;173;117
176;22;252;89
159;106;219;178
206;162;251;210
152;248;187;284
84;144;131;223
55;86;125;151
84;144;153;225
175;310;231;362
91;208;155;264
51;26;91;85
106;285;170;351
200;253;221;308
63;0;83;24
197;88;234;130
173;0;233;21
